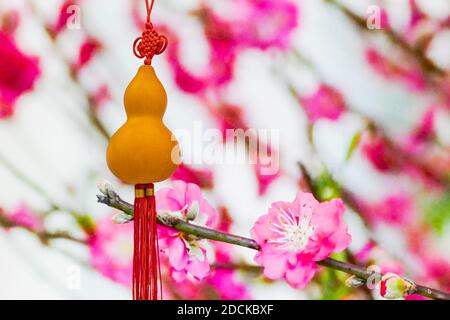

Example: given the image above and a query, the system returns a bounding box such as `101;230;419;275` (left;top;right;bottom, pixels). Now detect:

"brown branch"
288;51;450;188
96;188;450;300
324;0;447;77
26;0;111;141
324;0;450;105
0;212;86;245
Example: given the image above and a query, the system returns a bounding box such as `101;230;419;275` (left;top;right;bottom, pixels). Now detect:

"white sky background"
0;0;449;299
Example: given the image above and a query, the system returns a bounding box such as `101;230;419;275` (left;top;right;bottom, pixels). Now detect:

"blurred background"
0;0;449;299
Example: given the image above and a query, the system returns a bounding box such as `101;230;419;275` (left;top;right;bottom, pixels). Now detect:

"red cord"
145;0;155;22
133;0;167;65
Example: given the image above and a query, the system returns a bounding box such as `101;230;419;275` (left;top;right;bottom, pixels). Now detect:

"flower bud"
379;273;415;299
345;275;365;288
112;212;133;224
313;171;341;201
97;179;117;199
158;210;183;226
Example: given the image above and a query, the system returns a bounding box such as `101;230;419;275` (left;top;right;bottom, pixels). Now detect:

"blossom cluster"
89;180;352;297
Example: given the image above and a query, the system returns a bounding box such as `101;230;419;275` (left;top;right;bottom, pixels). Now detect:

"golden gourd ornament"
106;0;179;300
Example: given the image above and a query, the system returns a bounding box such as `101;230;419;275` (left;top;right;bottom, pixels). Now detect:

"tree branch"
324;0;447;77
96;188;450;300
324;0;450;104
26;0;111;141
0;213;87;245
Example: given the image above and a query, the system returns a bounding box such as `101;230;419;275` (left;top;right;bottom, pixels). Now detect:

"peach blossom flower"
49;0;80;37
3;204;43;231
207;269;252;300
165;0;298;95
300;85;346;123
156;181;217;282
171;163;214;190
89;217;133;287
380;273;414;299
251;193;351;288
0;31;40;118
366;47;426;92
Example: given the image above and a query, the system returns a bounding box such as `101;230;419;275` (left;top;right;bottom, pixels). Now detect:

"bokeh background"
1;0;450;299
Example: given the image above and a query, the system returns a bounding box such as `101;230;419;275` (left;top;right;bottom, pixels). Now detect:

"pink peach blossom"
408;0;426;30
164;30;210;94
49;0;80;37
0;31;40;118
91;84;111;110
413;107;436;141
403;0;443;44
165;201;243;309
230;0;299;50
206;102;281;195
300;85;346;123
209;103;279;195
354;241;376;264
355;241;404;274
407;227;450;290
421;257;450;289
156;180;217;282
89;216;133;287
200;0;298;52
3;204;43;231
207;103;249;140
361;133;399;172
73;37;102;73
351;193;415;227
171;163;214;190
360;132;444;189
404;106;436;154
370;193;416;226
379;273;413;299
379;9;390;29
164;25;235;95
366;47;426;92
207;269;252;300
163;267;251;300
251;192;351;289
253;146;280;196
165;1;298;95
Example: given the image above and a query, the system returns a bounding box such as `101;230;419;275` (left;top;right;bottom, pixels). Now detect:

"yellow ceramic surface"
107;65;180;184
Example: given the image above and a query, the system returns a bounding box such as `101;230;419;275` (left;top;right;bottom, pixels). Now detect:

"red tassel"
133;183;161;300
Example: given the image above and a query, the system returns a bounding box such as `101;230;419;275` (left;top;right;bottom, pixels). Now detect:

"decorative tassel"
131;3;167;300
133;183;161;300
106;0;179;300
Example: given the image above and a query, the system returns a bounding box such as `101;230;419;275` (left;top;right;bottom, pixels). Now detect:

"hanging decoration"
106;0;180;300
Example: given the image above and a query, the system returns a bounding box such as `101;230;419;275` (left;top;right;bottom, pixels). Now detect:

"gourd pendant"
106;0;179;300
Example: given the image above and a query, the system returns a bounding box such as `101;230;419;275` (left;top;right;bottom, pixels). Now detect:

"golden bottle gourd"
106;65;180;184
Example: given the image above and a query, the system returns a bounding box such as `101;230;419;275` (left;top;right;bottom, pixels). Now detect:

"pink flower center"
269;207;314;251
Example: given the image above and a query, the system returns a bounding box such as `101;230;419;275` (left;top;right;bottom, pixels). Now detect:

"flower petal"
293;192;319;215
186;249;210;280
311;198;345;237
285;259;317;289
168;237;188;270
171;269;187;282
260;247;289;280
